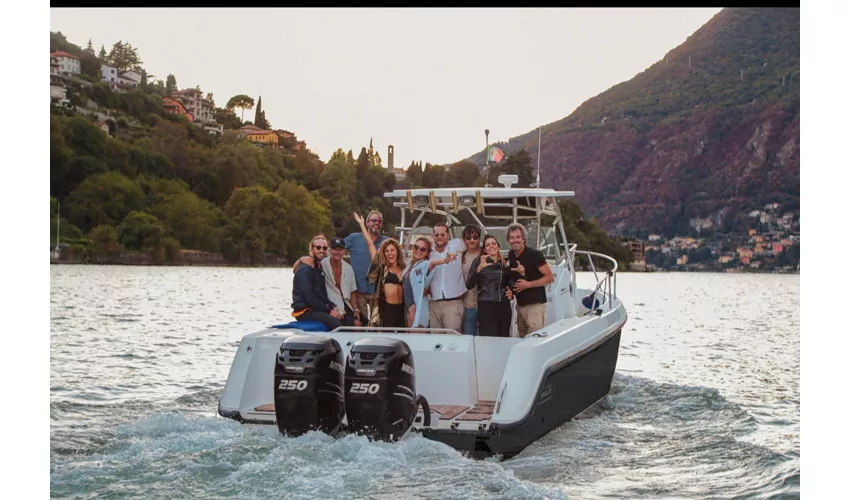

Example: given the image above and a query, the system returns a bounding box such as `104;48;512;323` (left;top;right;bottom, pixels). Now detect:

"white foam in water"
52;412;566;500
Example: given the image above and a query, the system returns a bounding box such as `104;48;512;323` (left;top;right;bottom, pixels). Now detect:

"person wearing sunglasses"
344;210;388;323
428;222;466;333
403;236;457;329
291;235;345;331
459;225;483;336
465;235;514;338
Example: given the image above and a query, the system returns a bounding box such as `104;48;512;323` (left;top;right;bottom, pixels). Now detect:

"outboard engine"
273;335;345;437
344;337;430;442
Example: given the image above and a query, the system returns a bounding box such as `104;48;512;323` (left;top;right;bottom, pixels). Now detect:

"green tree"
276;181;333;260
356;147;370;178
422;163;445;188
253;95;270;129
224;186;290;263
320;159;358;231
226;94;255;122
84;38;94;55
66;172;145;233
151;190;224;252
151;121;189;178
89;224;121;261
98;44;107;61
165;74;177;96
444;160;482;187
107;41;143;73
118;211;164;251
406;160;423;187
63;116;108;157
215;107;242;130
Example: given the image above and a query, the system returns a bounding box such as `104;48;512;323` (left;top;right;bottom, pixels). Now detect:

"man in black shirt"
507;223;554;338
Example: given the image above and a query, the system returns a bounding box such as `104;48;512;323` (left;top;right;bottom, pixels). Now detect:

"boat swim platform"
249;401;497;430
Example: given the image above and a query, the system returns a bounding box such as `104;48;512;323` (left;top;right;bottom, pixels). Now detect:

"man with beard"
291;235;345;331
322;237;361;326
506;222;554;338
344;210;388;323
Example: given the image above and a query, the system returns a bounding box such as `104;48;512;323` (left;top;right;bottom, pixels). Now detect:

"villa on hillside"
100;64;143;93
245;129;279;146
50;51;80;75
236;125;308;152
50;55;68;105
162;96;194;122
164;88;223;135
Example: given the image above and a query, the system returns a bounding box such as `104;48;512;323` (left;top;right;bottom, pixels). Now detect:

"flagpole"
535;125;542;187
484;128;490;187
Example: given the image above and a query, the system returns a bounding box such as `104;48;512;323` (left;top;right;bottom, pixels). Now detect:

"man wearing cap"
345;210;389;322
322;237;361;326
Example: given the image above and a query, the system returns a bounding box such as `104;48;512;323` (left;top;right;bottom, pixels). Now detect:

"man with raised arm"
344;210;389;323
506;222;555;338
428;222;464;332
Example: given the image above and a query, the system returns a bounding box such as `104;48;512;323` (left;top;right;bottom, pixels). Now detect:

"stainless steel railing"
570;245;618;311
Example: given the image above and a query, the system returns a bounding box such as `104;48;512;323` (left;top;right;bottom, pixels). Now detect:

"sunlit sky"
50;7;721;168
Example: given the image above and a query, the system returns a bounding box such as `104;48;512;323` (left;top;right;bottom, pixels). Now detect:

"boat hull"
418;327;622;459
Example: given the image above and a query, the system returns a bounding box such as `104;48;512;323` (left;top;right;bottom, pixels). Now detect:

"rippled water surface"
50;265;799;499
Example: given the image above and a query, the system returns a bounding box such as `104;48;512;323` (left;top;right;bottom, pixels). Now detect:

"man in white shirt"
322;237;361;326
428;222;464;332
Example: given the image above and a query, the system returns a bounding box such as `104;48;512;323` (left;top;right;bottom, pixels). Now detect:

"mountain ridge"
467;7;800;235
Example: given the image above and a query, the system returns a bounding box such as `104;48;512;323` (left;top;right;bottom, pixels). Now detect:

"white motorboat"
218;175;628;459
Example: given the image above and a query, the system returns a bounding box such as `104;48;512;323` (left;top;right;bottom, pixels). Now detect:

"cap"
330;237;346;249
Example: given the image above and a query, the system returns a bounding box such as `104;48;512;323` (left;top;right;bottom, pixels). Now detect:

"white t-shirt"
321;257;357;312
429;238;466;300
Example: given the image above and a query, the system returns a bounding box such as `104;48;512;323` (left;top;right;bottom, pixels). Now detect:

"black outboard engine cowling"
345;337;423;442
273;335;345;437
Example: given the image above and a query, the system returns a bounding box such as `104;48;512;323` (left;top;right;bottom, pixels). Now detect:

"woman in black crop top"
355;212;407;328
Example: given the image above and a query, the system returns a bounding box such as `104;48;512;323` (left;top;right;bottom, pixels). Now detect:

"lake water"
50;265;799;499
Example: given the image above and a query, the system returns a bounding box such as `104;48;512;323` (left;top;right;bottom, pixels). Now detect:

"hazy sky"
50;8;721;168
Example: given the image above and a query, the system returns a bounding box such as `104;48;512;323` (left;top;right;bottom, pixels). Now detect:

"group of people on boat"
290;210;554;338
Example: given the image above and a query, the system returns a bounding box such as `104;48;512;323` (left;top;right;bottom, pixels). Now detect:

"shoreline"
50;260;799;274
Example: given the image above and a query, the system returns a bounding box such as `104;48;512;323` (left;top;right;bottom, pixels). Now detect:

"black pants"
477;301;512;338
297;309;342;331
381;301;407;328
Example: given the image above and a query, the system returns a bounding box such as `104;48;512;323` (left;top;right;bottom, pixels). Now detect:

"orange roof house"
162;96;194;122
50;50;79;60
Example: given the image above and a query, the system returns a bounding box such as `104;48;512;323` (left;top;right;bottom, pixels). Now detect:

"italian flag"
488;146;505;163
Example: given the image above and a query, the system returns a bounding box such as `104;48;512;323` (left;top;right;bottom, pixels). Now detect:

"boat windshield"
396;201;568;263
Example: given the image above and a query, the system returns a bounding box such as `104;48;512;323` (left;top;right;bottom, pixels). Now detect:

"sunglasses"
464;235;480;240
414;245;429;253
313;245;328;251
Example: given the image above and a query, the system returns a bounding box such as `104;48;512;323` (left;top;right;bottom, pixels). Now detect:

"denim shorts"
462;307;479;336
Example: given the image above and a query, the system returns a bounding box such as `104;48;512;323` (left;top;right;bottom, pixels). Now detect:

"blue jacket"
292;257;336;314
405;259;436;327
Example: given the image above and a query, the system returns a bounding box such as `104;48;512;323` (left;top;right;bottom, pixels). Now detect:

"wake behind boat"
218;174;628;459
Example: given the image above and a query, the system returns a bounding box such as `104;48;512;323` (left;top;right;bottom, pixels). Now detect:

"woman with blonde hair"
402;236;457;328
354;213;407;328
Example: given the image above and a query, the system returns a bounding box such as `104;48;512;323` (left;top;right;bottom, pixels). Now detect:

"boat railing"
570;245;618;311
330;326;463;336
